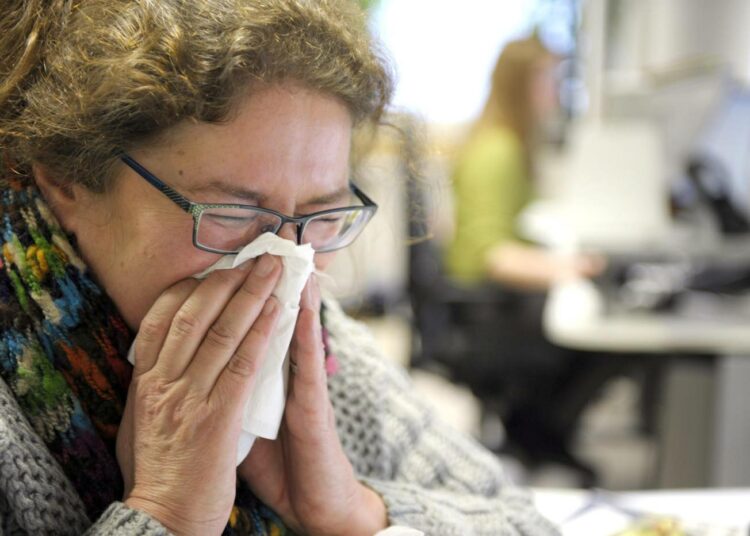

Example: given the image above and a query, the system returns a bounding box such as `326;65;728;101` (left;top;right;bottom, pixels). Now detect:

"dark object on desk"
593;256;750;315
687;263;750;294
686;155;750;235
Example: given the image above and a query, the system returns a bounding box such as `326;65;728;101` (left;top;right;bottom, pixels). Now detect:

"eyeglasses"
120;154;377;254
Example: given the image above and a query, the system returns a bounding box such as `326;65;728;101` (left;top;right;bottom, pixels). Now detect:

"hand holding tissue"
127;232;315;464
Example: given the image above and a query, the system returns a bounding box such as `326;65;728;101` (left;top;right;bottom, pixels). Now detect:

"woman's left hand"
238;277;388;536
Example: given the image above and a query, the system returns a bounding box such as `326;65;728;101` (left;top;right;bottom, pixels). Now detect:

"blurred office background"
327;0;750;502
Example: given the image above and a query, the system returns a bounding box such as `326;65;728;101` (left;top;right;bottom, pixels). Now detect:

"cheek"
109;245;219;330
95;210;218;330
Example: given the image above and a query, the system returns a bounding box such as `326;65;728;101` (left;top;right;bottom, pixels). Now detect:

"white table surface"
544;278;750;354
533;487;750;535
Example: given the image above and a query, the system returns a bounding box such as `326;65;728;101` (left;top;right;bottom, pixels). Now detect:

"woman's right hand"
116;254;282;536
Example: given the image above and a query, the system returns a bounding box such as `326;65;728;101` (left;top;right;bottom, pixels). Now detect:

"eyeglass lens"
195;206;372;253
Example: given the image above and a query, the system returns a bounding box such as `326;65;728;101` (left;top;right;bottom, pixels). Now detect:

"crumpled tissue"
127;232;315;464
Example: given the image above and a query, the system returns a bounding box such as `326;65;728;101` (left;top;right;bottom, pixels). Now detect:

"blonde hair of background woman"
476;33;557;174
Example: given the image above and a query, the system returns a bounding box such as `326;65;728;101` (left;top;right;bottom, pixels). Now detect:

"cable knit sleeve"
323;299;559;536
84;502;171;535
0;378;171;536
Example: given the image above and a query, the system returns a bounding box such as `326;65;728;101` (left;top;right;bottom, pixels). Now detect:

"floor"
362;314;658;491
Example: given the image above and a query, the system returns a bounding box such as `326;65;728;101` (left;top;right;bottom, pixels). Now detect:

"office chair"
398;117;648;486
408;228;617;483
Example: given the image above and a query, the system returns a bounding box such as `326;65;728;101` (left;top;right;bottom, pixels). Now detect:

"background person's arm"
486;241;606;291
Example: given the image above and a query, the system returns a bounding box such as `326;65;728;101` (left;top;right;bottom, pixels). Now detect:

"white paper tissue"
127;232;315;464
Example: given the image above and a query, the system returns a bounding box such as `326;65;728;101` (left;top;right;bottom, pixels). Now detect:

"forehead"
134;85;354;201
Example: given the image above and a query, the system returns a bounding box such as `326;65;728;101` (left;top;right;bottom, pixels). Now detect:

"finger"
150;260;256;381
288;304;327;409
185;255;281;391
211;295;281;407
290;276;324;385
133;278;198;376
298;274;321;314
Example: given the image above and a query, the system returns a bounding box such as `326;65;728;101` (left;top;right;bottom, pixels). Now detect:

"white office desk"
544;278;750;487
545;278;750;354
533;487;750;536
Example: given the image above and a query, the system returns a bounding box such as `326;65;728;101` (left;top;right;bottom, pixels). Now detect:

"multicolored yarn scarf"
0;177;335;535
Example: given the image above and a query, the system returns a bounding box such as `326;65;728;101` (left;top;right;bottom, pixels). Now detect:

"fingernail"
255;255;276;277
263;297;278;316
238;259;254;271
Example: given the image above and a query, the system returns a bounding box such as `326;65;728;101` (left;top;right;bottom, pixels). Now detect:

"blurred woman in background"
445;34;612;480
447;34;601;286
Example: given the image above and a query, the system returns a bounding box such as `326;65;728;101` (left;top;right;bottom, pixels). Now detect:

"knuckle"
204;323;237;350
135;376;204;424
171;308;201;337
251;315;275;338
136;378;172;418
222;319;275;380
171;393;204;425
237;278;267;301
139;377;170;400
226;347;261;379
138;316;169;344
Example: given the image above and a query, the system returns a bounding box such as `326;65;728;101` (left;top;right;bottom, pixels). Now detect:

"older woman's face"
67;85;352;330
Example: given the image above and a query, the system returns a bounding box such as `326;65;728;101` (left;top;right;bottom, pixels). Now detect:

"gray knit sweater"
0;299;559;535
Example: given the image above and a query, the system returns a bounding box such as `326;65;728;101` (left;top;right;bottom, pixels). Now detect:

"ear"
31;163;83;233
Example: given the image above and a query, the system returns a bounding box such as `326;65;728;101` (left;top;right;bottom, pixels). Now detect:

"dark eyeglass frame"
119;153;378;254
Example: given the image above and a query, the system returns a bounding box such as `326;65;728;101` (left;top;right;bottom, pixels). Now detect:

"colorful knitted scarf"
0;178;314;535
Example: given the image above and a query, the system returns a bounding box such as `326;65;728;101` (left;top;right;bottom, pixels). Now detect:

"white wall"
370;0;537;125
641;0;750;81
590;0;750;83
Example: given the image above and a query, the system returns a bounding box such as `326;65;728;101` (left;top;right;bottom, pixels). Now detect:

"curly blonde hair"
0;0;393;190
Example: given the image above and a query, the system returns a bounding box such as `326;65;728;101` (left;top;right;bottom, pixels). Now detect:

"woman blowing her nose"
0;1;558;534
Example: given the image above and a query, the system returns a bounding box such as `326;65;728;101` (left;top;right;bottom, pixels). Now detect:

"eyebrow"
300;185;352;206
190;180;351;206
189;180;267;204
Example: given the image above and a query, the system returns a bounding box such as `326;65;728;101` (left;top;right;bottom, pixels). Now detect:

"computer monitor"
691;82;750;219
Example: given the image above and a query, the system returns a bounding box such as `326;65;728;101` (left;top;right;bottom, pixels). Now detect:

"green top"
444;126;532;282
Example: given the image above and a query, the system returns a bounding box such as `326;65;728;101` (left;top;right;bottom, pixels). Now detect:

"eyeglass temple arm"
350;181;377;208
120;154;192;213
122;153;375;215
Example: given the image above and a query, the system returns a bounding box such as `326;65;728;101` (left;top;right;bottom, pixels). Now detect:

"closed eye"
203;213;257;228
